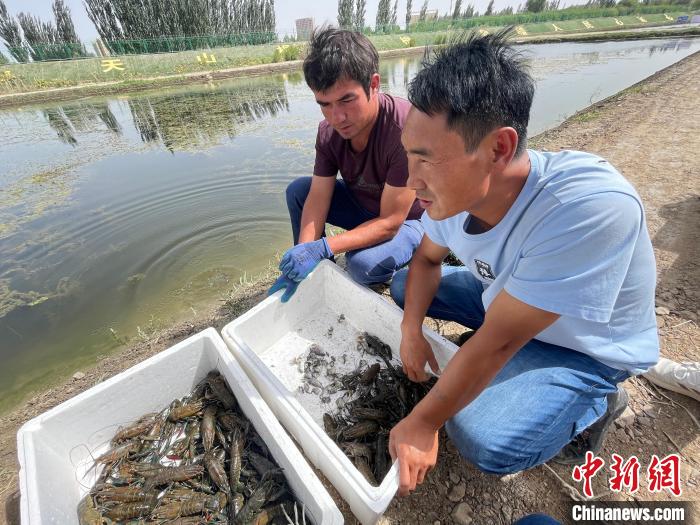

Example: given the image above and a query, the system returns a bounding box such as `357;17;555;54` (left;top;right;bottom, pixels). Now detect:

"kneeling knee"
389;269;408;307
285;177;311;203
345;253;393;286
445;420;529;475
345;254;374;286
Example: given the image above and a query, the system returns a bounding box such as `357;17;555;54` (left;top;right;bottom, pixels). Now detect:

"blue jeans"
513;514;562;525
286;177;424;286
390;266;629;474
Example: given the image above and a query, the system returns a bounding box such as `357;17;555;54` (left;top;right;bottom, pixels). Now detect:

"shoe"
552;385;629;465
368;282;390;294
457;330;475;346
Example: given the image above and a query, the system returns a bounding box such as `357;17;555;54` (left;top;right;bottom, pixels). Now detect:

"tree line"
84;0;274;42
339;0;695;33
338;0;400;32
1;0;695;62
0;0;276;62
0;0;83;62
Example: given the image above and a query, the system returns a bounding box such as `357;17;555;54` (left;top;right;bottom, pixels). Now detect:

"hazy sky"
1;0;564;41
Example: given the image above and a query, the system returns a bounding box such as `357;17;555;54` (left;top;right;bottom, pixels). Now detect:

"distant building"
295;17;315;40
409;9;439;24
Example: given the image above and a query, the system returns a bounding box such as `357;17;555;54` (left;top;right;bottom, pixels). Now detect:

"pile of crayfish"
322;333;436;487
78;371;306;524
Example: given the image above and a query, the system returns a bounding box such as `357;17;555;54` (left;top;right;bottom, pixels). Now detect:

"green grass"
621;80;661;96
369;12;686;49
408;4;685;32
520;12;681;35
0;42;284;94
0;12;689;96
572;109;602;122
624;84;645;94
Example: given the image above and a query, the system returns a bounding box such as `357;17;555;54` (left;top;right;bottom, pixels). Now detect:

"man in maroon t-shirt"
269;28;423;301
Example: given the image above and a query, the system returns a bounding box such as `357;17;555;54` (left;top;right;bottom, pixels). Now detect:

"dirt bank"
2;52;699;525
1;28;698;110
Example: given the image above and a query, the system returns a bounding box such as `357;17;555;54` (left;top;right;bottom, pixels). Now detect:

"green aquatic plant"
0;164;76;241
0;280;45;318
136;314;164;343
0;277;76;319
108;327;129;345
125;273;146;286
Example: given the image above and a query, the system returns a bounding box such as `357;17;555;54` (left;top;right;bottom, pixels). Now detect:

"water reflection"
648;39;692;56
43;103;121;146
42;77;291;152
34;38;697;152
129;80;290;152
579;51;600;65
285;71;304;85
377;57;421;94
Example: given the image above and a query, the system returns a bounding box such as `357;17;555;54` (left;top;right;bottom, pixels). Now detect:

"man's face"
313;75;379;141
401;108;492;221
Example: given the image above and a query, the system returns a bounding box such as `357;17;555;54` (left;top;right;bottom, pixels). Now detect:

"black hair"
303;27;379;98
408;27;534;156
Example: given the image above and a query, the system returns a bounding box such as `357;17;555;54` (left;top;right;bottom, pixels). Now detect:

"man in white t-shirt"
387;29;659;496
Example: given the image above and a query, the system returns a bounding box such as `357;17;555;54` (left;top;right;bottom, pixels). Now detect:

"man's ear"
491;127;519;168
370;73;380;94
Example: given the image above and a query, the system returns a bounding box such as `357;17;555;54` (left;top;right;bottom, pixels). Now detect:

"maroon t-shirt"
313;93;422;220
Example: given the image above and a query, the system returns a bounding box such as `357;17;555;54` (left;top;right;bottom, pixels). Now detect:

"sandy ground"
1;51;699;525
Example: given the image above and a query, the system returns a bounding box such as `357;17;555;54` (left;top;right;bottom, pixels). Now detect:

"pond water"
0;37;697;414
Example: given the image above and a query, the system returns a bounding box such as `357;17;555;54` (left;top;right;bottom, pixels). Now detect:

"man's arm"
298;175;336;244
399;236;449;381
325;183;416;254
390;290;560;495
413;290;560;429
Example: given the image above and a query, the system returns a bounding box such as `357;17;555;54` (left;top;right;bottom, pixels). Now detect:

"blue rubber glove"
268;274;300;303
279;238;333;282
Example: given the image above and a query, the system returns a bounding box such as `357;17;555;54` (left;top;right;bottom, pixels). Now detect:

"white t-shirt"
422;150;659;374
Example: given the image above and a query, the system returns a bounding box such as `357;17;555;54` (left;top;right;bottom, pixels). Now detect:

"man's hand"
279;238;333;282
400;326;440;383
267;275;299;303
389;414;439;496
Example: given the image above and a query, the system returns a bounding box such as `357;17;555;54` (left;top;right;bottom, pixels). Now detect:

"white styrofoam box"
221;260;458;525
17;327;343;525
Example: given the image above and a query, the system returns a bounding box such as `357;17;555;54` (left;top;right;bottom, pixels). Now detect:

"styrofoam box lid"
221;260;458;525
16;327;343;525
